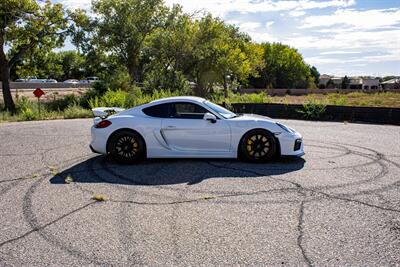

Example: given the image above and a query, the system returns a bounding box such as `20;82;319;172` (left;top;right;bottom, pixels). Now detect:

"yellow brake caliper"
247;138;254;155
131;138;139;152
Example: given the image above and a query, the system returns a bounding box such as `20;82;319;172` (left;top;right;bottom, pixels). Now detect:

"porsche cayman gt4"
90;96;304;163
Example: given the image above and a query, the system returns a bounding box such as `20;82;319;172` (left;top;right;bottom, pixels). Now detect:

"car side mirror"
203;112;217;123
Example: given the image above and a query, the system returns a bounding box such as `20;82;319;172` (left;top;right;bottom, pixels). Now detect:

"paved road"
0;119;399;266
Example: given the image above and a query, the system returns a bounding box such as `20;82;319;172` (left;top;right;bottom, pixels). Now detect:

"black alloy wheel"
240;129;276;162
108;130;145;164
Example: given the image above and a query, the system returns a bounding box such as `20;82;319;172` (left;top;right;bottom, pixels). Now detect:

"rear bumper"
90;126;108;155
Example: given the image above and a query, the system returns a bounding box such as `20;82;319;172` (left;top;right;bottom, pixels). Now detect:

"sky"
56;0;400;77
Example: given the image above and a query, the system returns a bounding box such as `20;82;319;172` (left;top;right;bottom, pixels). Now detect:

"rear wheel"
108;130;145;164
240;129;276;162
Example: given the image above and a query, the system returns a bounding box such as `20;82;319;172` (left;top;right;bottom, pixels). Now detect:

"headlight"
276;122;295;133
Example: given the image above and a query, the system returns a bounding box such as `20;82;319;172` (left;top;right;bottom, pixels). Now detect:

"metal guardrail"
0;82;91;90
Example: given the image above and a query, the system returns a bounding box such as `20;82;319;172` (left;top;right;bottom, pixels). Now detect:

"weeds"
297;99;326;120
92;194;107;202
65;175;74;184
63;104;92;119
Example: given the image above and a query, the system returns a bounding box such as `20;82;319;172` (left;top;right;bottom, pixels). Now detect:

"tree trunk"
0;57;15;113
223;76;228;98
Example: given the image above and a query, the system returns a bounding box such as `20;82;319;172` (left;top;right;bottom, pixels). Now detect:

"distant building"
361;78;380;90
318;74;342;88
318;74;380;90
349;77;362;89
381;78;400;90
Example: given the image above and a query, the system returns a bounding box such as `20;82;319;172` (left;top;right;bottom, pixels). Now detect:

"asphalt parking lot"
0;118;399;266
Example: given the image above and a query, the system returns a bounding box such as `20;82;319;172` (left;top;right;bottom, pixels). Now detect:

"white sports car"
90;96;304;163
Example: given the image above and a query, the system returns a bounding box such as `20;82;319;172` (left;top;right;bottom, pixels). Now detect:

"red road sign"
33;88;45;98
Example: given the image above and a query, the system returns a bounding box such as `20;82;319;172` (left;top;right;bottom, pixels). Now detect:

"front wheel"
240;130;277;162
108;130;145;164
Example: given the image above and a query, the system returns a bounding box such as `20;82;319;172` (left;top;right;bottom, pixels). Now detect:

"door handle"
166;125;176;129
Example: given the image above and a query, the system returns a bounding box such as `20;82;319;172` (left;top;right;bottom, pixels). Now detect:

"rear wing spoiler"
92;107;125;119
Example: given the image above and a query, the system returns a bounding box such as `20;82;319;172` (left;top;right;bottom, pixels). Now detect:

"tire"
108;130;145;164
240;129;277;163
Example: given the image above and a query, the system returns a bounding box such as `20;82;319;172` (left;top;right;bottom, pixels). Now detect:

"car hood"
230;113;275;123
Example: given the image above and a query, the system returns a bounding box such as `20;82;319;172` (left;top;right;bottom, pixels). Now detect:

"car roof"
149;96;206;105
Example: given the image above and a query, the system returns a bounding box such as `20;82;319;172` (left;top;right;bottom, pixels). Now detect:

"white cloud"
320;51;361;55
237;22;262;32
58;0;91;10
248;32;277;43
265;21;275;28
229;21;275;42
164;0;356;18
284;29;400;51
301;8;400;30
288;10;306;17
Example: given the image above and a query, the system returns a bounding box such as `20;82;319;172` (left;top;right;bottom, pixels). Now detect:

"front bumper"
89;144;101;154
276;131;305;157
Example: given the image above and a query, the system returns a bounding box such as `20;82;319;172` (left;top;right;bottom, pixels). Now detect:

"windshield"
204;101;238;119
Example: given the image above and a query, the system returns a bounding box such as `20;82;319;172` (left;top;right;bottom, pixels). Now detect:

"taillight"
95;120;112;128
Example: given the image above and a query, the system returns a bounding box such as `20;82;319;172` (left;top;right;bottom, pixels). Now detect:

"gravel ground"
0;118;399;266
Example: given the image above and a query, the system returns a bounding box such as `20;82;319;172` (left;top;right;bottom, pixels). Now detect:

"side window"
172;102;208;119
142;103;170;118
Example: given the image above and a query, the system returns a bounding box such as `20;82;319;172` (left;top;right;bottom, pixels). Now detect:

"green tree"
15;50;64;80
143;5;194;92
0;0;68;112
189;15;263;96
341;75;350;89
92;0;168;84
309;66;320;87
251;42;313;89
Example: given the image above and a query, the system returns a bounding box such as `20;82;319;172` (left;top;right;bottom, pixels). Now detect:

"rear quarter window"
142;103;170;118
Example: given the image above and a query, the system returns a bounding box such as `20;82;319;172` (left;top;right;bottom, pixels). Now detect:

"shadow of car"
50;156;305;186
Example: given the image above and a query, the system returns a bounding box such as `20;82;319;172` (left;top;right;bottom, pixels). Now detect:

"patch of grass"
92;194;107;202
49;166;58;176
65;175;74;184
266;92;400;108
31;173;40;179
63;104;92;119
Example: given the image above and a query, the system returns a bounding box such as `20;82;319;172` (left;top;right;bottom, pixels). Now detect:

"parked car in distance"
15;79;26;82
27;79;46;83
63;79;80;84
90;96;304;163
45;79;57;83
86;76;100;83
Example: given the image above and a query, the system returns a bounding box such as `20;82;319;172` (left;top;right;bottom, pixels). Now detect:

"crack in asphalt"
297;201;313;267
0;201;95;249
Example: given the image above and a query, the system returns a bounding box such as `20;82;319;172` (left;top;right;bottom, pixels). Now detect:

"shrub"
143;69;191;94
64;104;92;119
297;99;326;120
46;94;79;111
21;108;38;121
101;89;135;108
16;96;35;113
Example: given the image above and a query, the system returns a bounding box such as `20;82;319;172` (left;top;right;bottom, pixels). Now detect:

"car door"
161;102;231;152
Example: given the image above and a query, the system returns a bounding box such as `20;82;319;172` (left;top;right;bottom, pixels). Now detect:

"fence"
230;103;400;125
